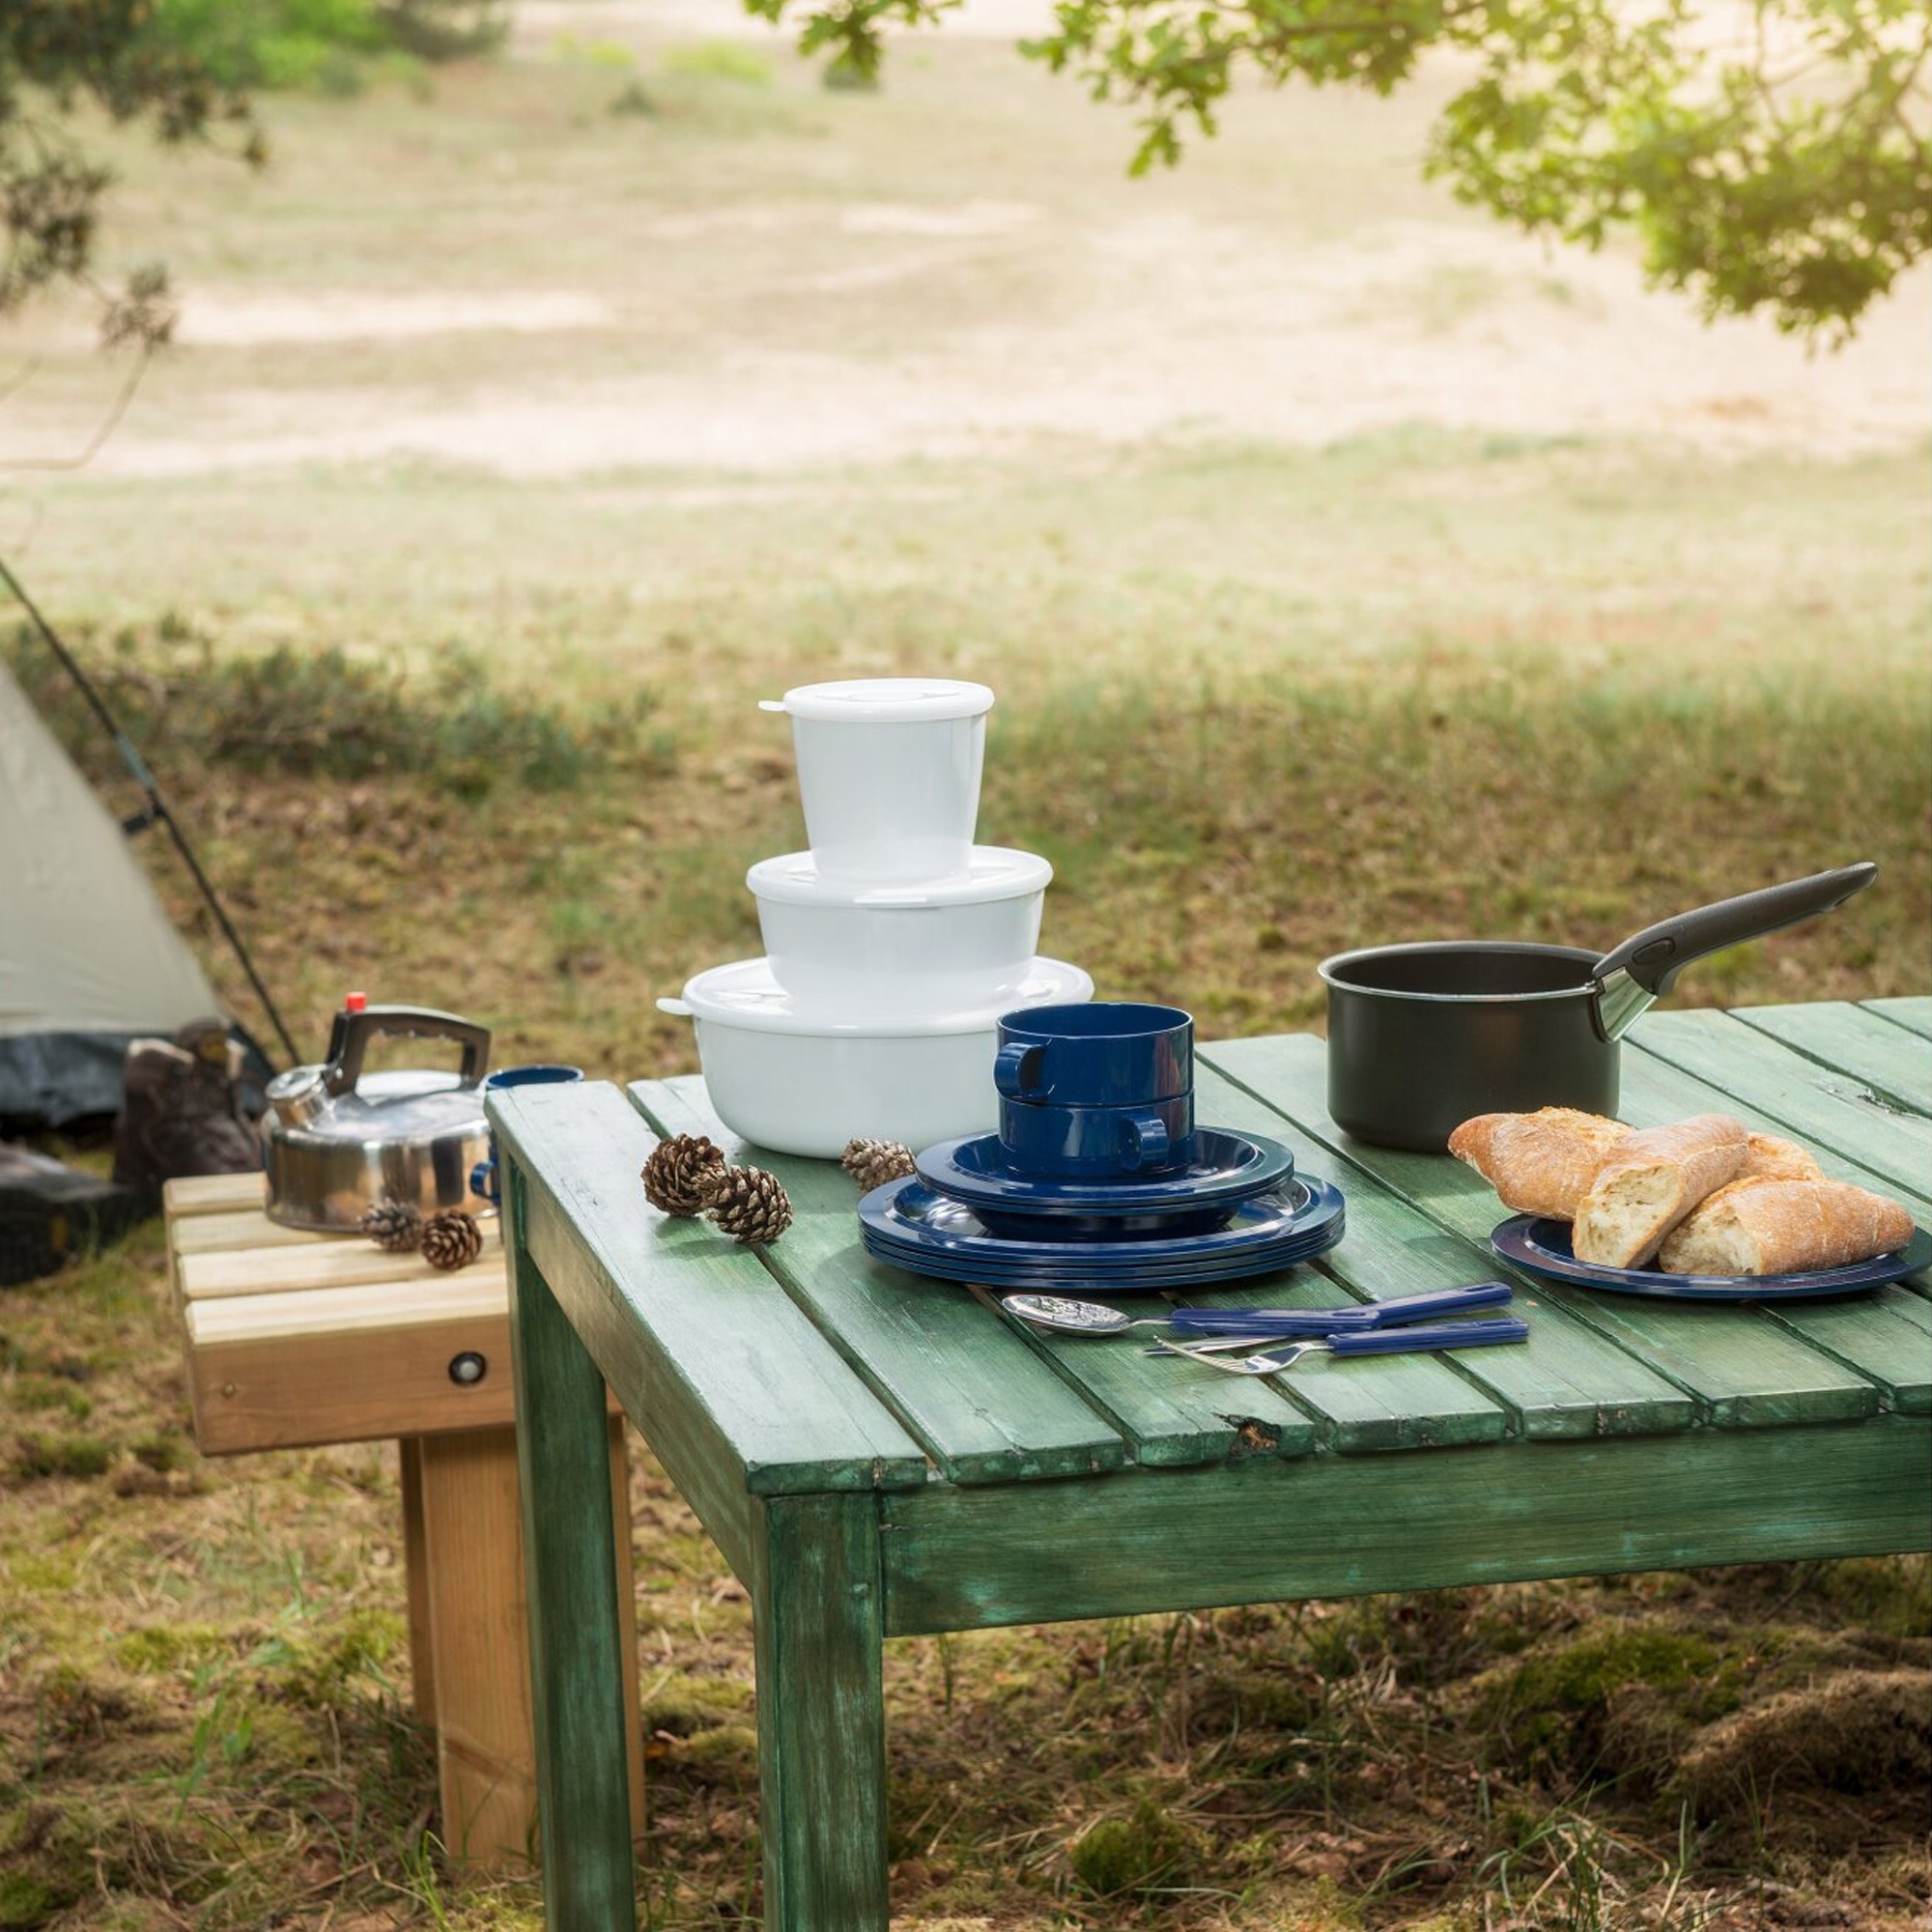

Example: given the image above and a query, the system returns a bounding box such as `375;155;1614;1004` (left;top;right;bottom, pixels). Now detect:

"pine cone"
700;1165;792;1245
359;1200;423;1253
641;1133;727;1215
841;1137;917;1193
420;1208;484;1271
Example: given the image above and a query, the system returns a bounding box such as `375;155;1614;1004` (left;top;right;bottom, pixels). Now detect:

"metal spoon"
1001;1282;1512;1340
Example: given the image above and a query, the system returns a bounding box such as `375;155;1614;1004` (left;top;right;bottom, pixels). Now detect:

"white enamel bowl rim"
747;846;1051;908
662;956;1094;1037
760;678;995;724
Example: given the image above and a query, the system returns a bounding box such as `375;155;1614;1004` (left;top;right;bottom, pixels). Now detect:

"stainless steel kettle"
261;1000;492;1232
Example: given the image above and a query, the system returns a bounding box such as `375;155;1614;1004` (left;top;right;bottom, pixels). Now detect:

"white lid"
760;678;995;724
664;955;1093;1037
747;846;1050;908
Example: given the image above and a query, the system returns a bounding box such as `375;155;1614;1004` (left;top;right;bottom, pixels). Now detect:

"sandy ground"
7;7;1927;479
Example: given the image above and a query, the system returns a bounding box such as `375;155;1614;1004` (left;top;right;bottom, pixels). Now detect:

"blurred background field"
1;3;1928;1927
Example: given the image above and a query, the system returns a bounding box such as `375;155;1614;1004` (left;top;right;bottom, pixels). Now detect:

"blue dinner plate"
859;1175;1345;1286
858;1220;1346;1292
916;1127;1294;1218
1491;1215;1931;1300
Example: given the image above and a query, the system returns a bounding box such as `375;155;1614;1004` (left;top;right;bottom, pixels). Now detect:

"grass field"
2;10;1929;1929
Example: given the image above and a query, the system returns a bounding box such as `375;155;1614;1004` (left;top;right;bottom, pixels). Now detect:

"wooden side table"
164;1173;645;1867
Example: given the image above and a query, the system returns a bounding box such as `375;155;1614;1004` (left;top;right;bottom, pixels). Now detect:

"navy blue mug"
993;1002;1193;1108
471;1064;585;1204
998;1092;1195;1177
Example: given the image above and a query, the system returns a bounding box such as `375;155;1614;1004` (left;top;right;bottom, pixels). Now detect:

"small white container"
749;846;1050;1015
760;678;994;885
658;954;1094;1158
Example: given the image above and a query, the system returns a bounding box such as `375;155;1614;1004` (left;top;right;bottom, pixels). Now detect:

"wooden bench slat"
170;1207;355;1257
1630;1009;1932;1197
1862;996;1932;1039
631;1079;1139;1483
1730;1002;1932;1116
1208;1036;1887;1429
162;1171;266;1218
178;1225;502;1301
494;1081;928;1500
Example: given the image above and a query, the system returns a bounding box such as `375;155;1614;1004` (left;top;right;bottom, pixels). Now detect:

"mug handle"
993;1042;1048;1099
1122;1113;1169;1172
470;1157;499;1206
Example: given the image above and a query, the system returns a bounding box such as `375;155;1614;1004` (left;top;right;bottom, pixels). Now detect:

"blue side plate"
915;1127;1294;1217
1492;1215;1931;1300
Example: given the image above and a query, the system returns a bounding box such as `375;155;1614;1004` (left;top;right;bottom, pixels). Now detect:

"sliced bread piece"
1447;1108;1633;1219
1658;1179;1914;1275
1571;1114;1748;1269
1739;1132;1827;1185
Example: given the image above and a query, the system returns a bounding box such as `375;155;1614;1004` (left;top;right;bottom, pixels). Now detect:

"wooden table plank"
162;1172;265;1218
968;1286;1319;1467
630;1079;1137;1483
1730;1002;1932;1116
1629;1009;1932;1196
1207;1036;1885;1428
1187;1067;1693;1443
492;1083;928;1509
179;1232;504;1302
880;1414;1932;1635
1863;996;1932;1039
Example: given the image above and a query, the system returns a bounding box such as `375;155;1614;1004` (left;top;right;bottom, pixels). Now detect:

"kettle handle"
325;1005;492;1096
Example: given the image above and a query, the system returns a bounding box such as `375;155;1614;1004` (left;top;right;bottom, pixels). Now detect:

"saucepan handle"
1590;862;1876;1041
326;1005;491;1095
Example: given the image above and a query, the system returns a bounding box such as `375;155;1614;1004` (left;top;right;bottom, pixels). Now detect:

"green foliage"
4;619;666;798
748;0;1931;336
661;41;775;86
152;0;503;90
1068;1794;1199;1896
0;2;263;346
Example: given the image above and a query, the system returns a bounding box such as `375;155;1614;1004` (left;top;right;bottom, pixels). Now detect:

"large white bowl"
759;678;994;885
749;846;1050;1014
658;954;1094;1157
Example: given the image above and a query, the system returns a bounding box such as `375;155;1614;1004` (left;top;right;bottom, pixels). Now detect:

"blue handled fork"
1152;1314;1531;1376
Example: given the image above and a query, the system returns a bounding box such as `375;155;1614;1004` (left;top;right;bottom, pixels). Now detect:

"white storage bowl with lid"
658;955;1094;1157
759;678;994;885
749;846;1050;1015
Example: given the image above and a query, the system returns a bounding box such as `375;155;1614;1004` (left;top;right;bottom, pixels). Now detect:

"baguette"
1658;1179;1914;1275
1448;1108;1633;1219
1739;1132;1826;1185
1571;1114;1748;1268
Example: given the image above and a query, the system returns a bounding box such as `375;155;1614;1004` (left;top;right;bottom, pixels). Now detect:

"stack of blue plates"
860;1162;1346;1292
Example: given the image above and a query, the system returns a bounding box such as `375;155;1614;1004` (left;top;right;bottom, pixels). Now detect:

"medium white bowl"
749;847;1050;1014
658;954;1094;1157
759;678;994;886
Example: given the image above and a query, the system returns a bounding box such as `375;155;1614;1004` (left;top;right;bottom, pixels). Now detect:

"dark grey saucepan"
1319;863;1877;1151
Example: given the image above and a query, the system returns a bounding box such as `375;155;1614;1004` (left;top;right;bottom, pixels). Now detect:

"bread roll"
1739;1132;1826;1185
1448;1108;1632;1219
1571;1114;1748;1269
1658;1179;1914;1275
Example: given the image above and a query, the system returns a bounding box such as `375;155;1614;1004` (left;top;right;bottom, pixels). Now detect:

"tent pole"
0;555;303;1069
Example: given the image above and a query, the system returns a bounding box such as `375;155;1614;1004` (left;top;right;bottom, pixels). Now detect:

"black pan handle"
1595;862;1877;1001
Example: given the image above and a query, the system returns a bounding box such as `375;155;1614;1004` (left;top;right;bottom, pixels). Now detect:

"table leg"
505;1167;639;1930
753;1494;889;1932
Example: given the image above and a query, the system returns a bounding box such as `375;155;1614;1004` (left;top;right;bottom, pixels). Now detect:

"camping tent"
0;655;229;1127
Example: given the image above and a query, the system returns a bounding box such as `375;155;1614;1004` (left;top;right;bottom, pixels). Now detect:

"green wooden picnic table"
490;996;1932;1931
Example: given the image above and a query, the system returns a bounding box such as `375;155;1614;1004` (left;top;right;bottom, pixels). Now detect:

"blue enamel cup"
998;1091;1195;1177
993;1002;1193;1108
471;1064;584;1203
